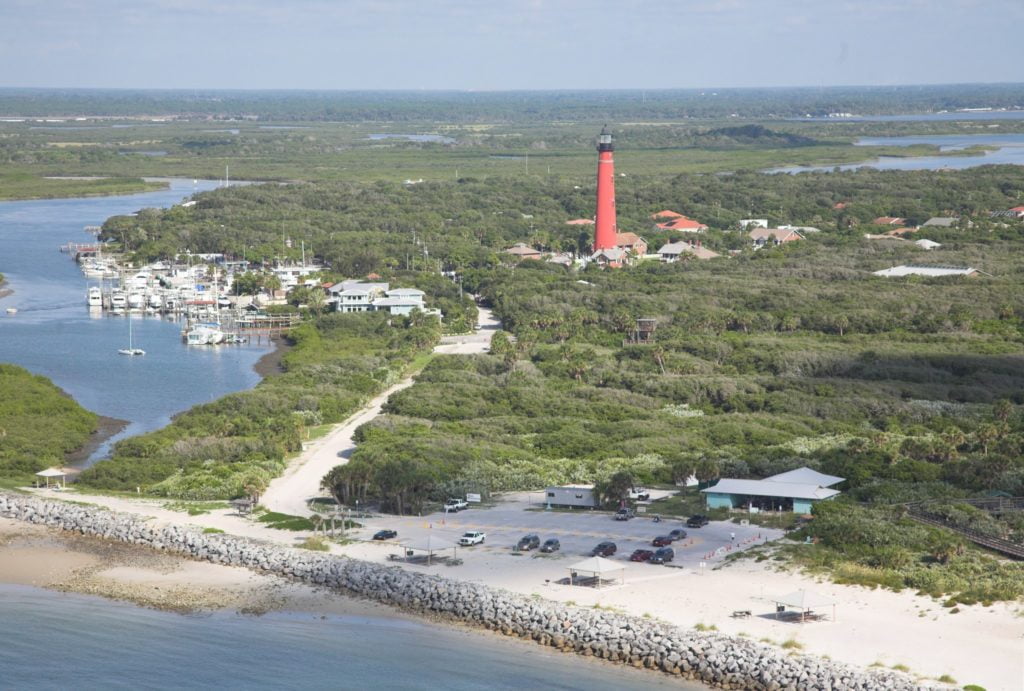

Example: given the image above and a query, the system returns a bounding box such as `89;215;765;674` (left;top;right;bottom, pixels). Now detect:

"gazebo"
567;556;626;588
403;535;458;565
229;498;254;516
35;467;67;489
772;589;836;622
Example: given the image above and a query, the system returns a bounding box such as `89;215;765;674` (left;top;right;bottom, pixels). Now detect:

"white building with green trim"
701;467;843;514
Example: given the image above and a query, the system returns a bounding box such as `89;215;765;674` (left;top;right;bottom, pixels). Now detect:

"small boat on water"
118;316;145;356
87;286;103;307
5;307;16;315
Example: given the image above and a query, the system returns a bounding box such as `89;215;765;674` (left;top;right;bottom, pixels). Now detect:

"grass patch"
891;663;911;672
780;638;803;650
256;511;316;531
936;674;956;684
163;501;230;516
299;536;330;551
303;424;334;441
693;622;718;631
201;527;225;534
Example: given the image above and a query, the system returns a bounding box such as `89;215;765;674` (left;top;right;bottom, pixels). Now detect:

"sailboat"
118;316;146;356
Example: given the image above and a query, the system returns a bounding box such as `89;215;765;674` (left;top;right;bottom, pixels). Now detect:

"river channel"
0;179;269;463
769;132;1024;174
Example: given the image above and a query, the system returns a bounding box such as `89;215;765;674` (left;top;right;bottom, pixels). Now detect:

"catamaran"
118;316;145;356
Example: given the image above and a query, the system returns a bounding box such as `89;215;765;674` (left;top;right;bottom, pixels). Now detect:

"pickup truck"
614;508;635;521
444;498;468;512
459;531;486;546
628;487;651;501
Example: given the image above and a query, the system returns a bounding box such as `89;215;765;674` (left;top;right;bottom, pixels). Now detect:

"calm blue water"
0;179;268;463
0;585;688;691
769;132;1024;173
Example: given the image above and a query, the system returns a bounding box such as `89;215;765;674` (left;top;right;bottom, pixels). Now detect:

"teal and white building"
701;467;843;514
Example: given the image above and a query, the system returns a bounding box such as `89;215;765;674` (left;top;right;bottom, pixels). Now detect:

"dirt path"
260;305;499;516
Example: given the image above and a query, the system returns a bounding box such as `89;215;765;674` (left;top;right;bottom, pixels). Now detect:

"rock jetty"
0;492;935;690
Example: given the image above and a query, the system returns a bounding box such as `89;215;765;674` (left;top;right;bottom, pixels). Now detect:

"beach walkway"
260;305;500;517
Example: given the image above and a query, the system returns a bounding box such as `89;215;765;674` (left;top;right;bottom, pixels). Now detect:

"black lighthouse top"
597;125;614;152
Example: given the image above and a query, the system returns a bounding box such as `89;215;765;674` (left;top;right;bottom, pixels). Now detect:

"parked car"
592;541;617;557
668;528;688;541
652;535;674;547
628;487;651;501
651;547;675;564
372;529;398;540
444;498;468;512
614;508;634;521
516;534;540;551
629;549;654;562
540;538;561;553
686;514;710;528
459;531;486;546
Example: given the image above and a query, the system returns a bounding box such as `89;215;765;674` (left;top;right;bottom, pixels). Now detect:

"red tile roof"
1010;206;1024;212
873;216;905;226
651;210;684;219
833;202;847;210
657;217;707;231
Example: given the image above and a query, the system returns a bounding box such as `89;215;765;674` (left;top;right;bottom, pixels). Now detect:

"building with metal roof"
701;467;844;514
764;467;844;487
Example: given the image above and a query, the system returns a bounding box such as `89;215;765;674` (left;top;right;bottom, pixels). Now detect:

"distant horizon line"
1;81;1023;94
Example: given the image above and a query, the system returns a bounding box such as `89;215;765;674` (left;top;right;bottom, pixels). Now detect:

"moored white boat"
184;323;225;345
118;316;145;356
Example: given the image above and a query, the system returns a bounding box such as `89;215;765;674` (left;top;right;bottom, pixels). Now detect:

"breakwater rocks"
0;493;931;690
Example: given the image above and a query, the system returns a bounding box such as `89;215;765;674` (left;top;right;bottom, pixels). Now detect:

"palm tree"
652;345;667;375
695;458;720;485
306;288;326;316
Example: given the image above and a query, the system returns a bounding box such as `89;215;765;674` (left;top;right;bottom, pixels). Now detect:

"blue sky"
1;0;1021;89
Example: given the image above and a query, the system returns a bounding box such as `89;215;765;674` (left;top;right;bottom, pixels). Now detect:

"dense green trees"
0;364;99;481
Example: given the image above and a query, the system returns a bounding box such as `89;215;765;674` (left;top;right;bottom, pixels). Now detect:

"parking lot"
354;495;784;570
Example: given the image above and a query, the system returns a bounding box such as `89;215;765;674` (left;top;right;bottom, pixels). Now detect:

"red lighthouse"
593;126;618;250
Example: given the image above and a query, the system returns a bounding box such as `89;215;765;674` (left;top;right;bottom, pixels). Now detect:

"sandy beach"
0;517;388;618
16;487;1022;691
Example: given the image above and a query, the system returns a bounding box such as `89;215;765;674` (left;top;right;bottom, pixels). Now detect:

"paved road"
261;305;499;516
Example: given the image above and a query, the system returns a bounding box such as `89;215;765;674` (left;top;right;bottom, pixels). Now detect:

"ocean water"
0;585;692;691
0;179;269;463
